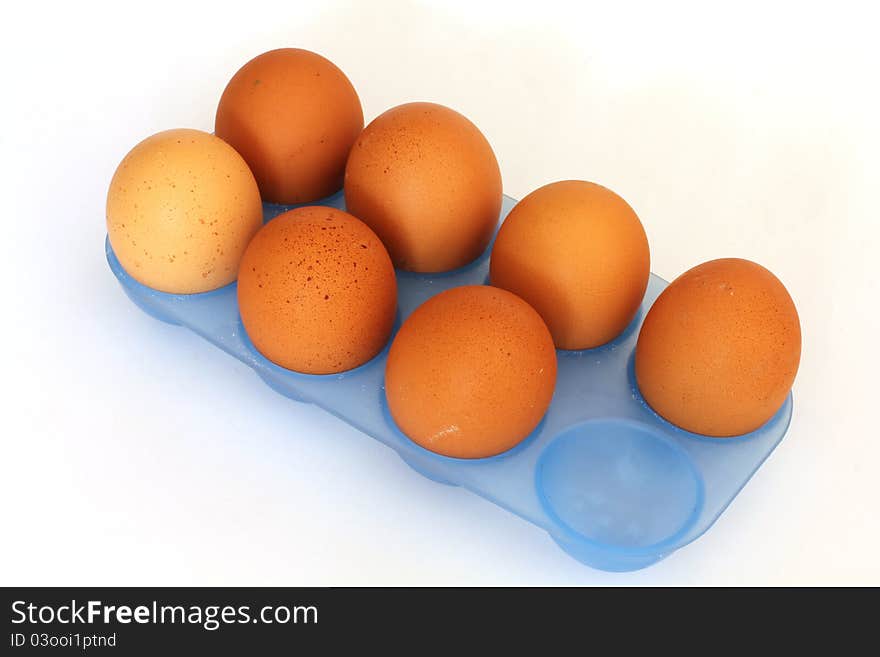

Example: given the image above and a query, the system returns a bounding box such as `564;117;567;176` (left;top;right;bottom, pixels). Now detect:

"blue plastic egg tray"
106;191;792;572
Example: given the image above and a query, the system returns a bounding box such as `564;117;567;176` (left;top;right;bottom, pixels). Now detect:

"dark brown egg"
238;207;397;374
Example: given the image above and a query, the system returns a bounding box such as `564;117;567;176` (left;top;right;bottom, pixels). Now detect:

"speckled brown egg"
385;286;557;459
237;206;397;374
106;128;263;294
635;258;801;437
490;180;650;350
216;48;364;204
344;102;502;273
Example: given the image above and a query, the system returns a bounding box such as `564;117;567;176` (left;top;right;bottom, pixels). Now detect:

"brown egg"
106;128;263;294
237;207;397;374
215;48;364;204
344;102;502;272
385;286;557;459
490;180;650;350
635;258;801;436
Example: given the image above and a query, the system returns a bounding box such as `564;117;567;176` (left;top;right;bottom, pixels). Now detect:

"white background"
1;0;877;585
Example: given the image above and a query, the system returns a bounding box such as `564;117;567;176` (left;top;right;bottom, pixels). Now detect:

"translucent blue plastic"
106;191;792;572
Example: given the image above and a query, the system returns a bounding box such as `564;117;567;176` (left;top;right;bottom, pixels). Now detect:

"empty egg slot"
535;419;705;557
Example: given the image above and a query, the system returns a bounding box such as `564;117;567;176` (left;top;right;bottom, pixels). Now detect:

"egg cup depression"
107;192;793;572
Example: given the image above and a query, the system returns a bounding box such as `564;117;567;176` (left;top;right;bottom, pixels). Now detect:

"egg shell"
106;128;263;294
237;206;397;375
490;180;650;350
344;102;502;273
635;258;801;437
216;48;364;204
384;285;557;459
